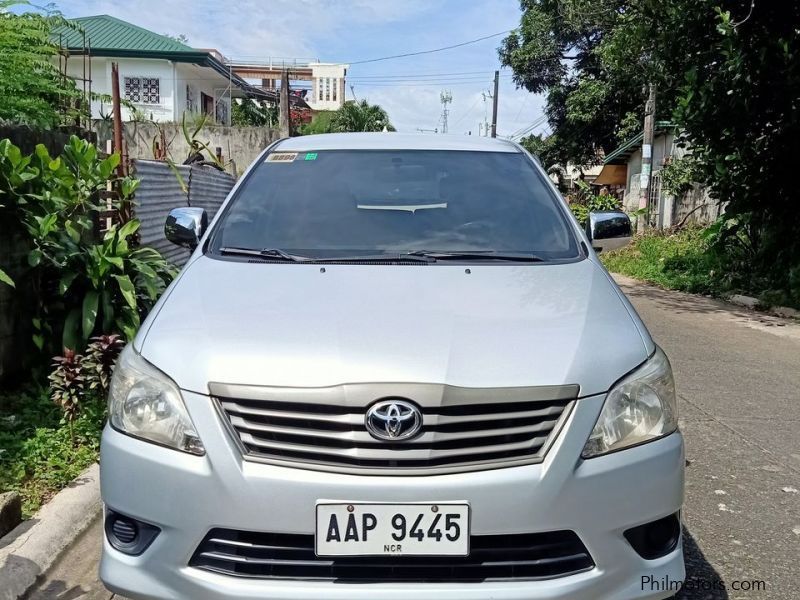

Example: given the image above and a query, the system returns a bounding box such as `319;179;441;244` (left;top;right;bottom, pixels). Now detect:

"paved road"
28;275;800;600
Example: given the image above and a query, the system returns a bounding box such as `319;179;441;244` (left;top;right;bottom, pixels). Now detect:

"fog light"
624;512;681;560
105;509;160;556
111;517;138;544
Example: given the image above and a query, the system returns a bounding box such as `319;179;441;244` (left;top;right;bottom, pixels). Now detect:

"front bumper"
100;391;685;600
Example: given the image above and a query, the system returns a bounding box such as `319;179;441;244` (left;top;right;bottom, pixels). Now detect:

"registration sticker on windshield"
266;152;298;163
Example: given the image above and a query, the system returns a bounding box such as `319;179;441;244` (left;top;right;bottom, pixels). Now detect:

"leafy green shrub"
568;188;621;226
300;111;335;135
0;136;177;352
601;227;720;295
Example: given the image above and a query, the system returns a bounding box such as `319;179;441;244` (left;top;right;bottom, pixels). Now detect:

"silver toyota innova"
101;133;684;600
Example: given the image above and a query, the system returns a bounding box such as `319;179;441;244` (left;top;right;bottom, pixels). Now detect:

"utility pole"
350;85;357;101
279;68;290;137
490;70;499;138
439;90;452;134
110;62;123;166
637;83;657;233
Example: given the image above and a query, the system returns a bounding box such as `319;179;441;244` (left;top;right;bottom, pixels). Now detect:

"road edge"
611;273;799;321
0;463;101;600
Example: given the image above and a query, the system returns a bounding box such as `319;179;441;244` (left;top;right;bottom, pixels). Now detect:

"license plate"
315;502;470;557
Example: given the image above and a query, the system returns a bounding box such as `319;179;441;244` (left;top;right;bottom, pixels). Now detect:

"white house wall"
175;63;232;125
114;58;177;122
63;56;233;124
623;132;676;211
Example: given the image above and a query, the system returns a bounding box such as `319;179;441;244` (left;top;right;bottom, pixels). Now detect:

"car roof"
274;132;520;153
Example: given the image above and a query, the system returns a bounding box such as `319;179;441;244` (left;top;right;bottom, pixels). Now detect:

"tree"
300;111;335;135
0;1;80;127
163;32;189;45
330;100;395;133
499;0;652;167
503;0;800;302
231;99;278;127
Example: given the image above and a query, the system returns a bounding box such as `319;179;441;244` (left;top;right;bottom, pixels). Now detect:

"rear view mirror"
586;211;632;253
165;207;208;249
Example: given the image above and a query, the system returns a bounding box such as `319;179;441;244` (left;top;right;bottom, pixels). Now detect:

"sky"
49;0;547;138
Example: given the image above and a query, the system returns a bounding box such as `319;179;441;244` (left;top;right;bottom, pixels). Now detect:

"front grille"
211;382;576;474
190;528;594;582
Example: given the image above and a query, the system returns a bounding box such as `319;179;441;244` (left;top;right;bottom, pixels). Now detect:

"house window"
318;79;323;101
325;78;330;102
332;78;337;102
124;76;160;104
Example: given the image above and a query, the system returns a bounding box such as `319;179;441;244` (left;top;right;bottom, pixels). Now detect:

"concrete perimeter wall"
94;121;279;176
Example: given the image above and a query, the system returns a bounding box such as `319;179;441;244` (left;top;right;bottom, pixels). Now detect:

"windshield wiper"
219;247;311;262
402;250;546;262
218;247;434;264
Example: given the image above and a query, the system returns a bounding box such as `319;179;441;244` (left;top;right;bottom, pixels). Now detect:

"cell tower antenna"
439;90;453;134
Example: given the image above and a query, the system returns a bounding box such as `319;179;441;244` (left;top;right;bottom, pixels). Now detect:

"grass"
0;386;104;516
601;226;800;310
601;227;722;295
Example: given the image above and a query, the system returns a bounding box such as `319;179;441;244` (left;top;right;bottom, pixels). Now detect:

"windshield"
209;149;580;261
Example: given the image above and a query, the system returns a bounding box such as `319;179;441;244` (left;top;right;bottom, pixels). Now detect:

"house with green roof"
52;15;265;124
593;122;679;217
594;122;718;227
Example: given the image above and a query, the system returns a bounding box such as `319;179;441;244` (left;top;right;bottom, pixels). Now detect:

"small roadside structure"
52;15;267;125
595;122;719;228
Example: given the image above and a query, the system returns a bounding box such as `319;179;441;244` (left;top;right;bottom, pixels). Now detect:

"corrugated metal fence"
132;159;236;266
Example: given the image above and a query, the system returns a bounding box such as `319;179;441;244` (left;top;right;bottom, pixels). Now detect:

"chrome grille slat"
214;383;576;474
239;432;550;459
190;528;595;581
221;400;567;426
230;415;560;444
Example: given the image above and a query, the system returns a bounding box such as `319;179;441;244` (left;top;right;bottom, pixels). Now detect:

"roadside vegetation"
0;385;102;516
0;135;173;514
601;227;800;310
504;1;800;310
0;5;176;514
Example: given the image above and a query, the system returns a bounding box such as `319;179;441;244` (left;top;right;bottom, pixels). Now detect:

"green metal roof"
604;121;676;165
53;15;193;53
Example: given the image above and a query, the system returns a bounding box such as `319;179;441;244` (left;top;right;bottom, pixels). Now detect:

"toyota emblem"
365;399;422;441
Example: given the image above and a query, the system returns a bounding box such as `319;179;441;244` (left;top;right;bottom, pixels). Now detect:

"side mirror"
165;207;208;249
586;210;632;253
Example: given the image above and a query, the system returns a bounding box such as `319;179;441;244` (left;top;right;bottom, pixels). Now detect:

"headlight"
109;345;205;455
582;346;677;458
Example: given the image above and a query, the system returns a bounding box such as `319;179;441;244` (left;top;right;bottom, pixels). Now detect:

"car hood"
138;257;652;396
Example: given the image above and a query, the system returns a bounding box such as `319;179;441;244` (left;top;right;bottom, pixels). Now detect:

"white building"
308;63;348;111
227;59;348;112
54;15;264;124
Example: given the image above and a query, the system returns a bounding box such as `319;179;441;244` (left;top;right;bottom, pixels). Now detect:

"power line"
514;93;531;122
509;114;548;140
351;80;508;88
451;94;483;129
510;113;547;137
348;70;497;79
347;30;512;65
349;75;513;83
